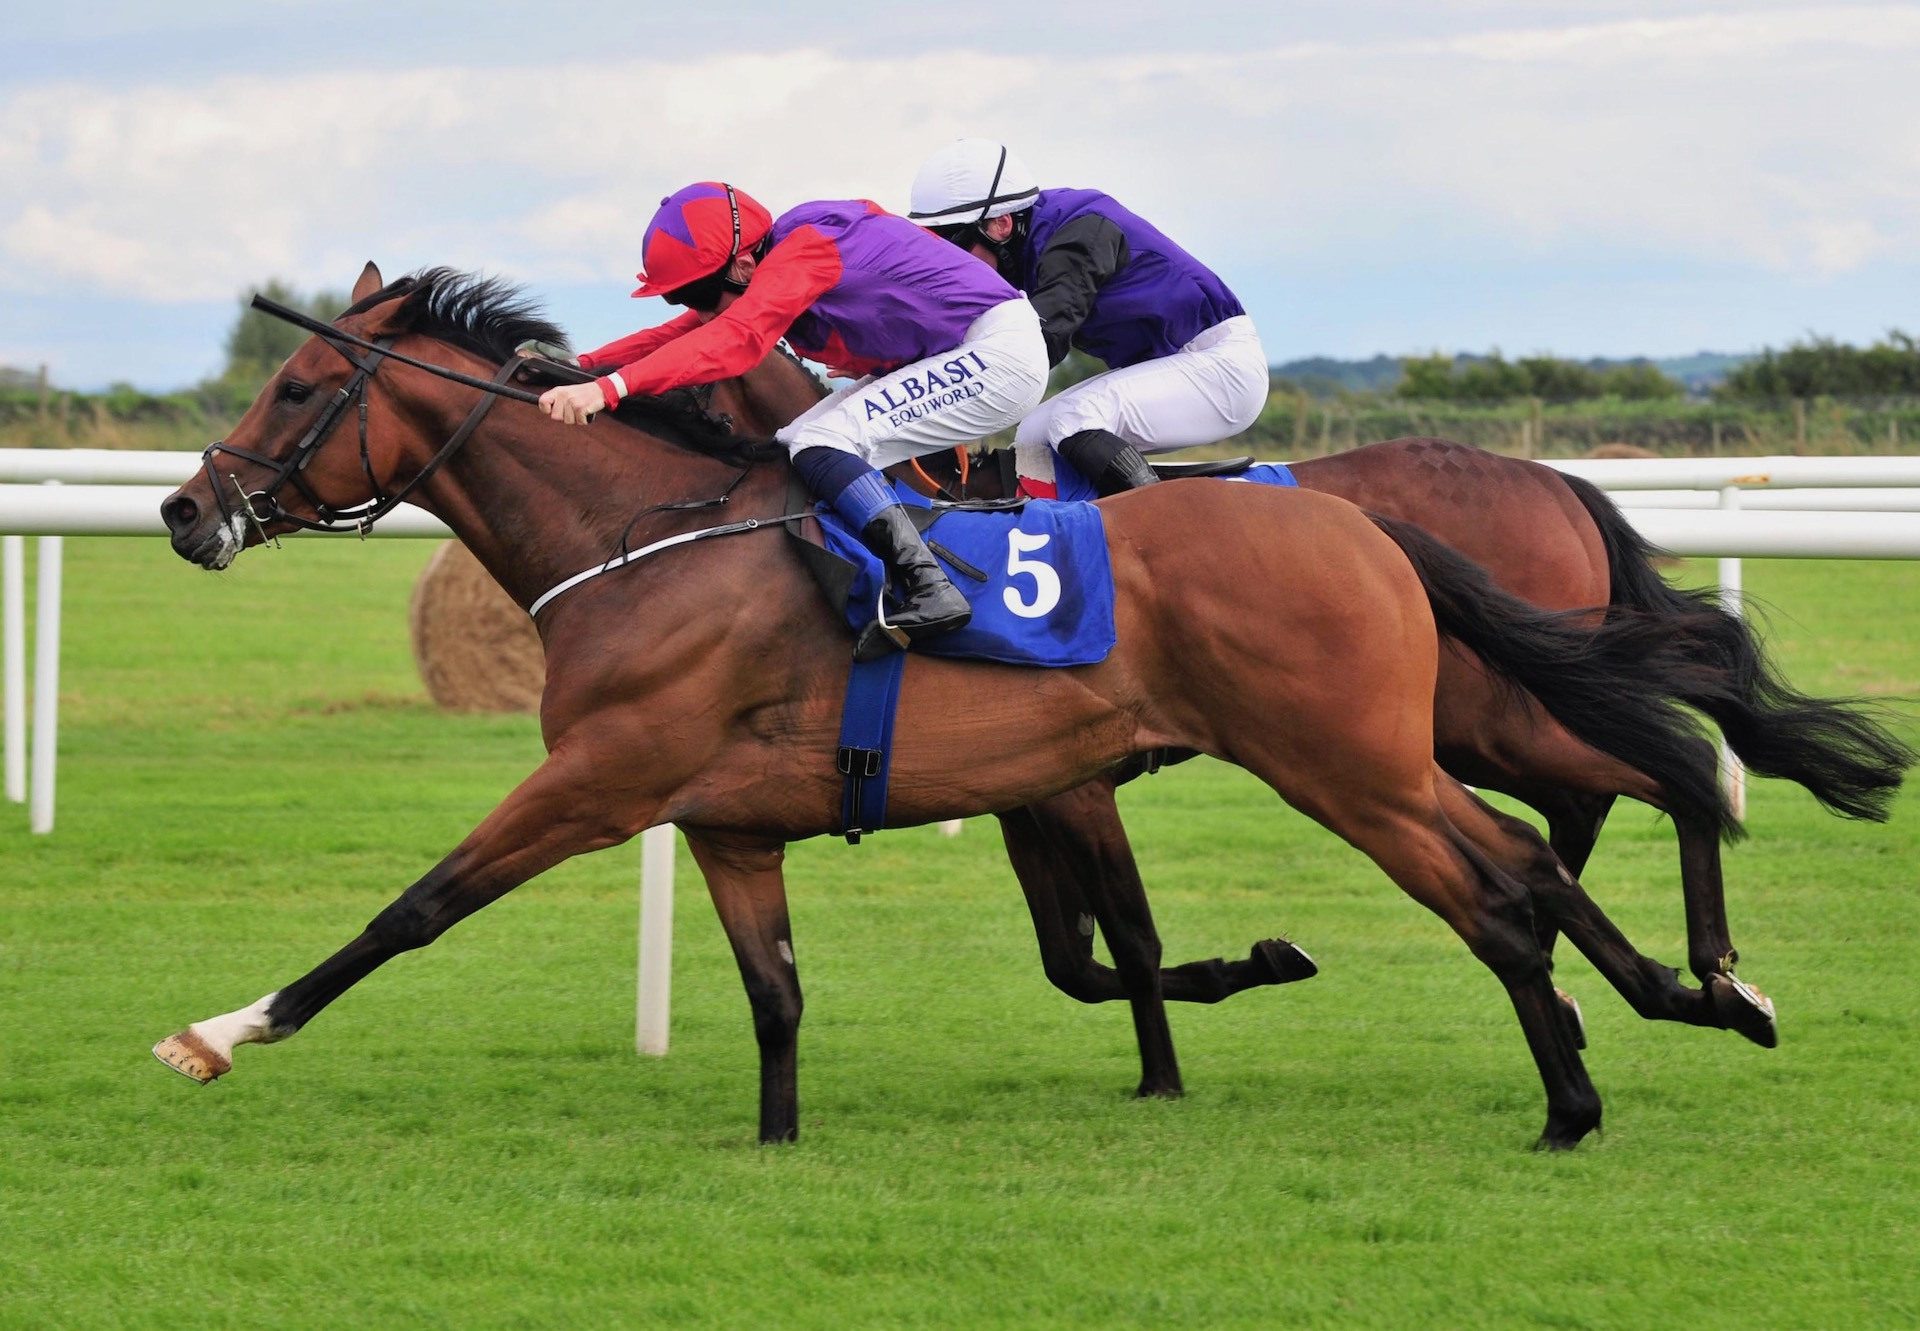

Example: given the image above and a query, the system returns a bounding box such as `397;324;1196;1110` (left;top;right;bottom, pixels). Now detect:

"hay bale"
409;542;545;712
1585;442;1661;460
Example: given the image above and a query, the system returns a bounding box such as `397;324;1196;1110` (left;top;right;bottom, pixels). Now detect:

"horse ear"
351;261;384;303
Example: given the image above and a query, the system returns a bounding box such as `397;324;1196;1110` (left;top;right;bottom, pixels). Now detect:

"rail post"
29;484;63;834
1717;484;1747;819
3;534;23;804
636;823;675;1056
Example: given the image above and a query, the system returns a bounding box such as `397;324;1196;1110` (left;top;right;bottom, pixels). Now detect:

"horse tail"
1559;472;1914;821
1367;513;1740;842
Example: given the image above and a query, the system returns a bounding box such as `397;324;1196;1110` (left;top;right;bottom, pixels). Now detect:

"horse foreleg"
152;750;639;1083
1015;783;1183;1096
682;832;803;1143
995;802;1118;1004
1004;784;1318;1009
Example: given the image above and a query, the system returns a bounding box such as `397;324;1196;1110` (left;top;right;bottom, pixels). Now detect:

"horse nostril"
161;495;200;534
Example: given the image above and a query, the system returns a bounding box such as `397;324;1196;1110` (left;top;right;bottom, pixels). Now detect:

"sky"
2;1;1917;390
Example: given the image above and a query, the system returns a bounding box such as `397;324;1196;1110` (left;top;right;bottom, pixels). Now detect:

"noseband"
201;295;543;538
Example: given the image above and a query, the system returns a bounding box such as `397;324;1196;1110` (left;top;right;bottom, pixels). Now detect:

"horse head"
164;262;511;566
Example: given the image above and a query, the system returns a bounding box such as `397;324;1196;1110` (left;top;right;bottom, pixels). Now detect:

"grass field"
2;538;1917;1329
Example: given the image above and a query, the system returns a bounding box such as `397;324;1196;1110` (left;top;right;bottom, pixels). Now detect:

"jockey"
538;182;1048;648
907;140;1268;499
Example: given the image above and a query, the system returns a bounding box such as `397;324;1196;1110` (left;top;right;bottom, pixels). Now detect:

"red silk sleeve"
575;309;705;371
601;227;843;401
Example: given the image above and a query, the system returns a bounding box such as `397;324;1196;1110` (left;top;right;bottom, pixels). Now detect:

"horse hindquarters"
1107;486;1603;1146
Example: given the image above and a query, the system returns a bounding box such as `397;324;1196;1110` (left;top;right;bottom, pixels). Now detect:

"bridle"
200;287;814;618
200;294;545;538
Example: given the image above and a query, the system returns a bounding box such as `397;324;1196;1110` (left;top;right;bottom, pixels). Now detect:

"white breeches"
776;298;1049;469
1012;315;1269;487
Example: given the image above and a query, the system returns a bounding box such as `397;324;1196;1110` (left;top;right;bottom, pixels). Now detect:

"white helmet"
907;139;1039;228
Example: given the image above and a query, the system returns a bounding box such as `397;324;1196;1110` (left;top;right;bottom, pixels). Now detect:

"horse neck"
388;365;778;612
710;348;828;438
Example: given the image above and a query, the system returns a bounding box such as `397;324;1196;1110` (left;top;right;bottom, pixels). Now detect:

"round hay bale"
409;542;545;712
1585;442;1661;460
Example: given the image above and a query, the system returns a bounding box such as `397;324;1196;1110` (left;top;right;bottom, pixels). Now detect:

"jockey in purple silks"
908;140;1269;500
537;183;1048;648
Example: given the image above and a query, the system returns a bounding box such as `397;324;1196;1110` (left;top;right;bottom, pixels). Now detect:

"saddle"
1151;455;1257;480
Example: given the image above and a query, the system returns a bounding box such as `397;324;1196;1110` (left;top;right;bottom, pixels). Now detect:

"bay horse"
152;264;1743;1149
708;357;1911;1095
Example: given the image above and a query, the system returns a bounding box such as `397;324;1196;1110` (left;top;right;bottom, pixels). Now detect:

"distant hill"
1269;354;1403;398
1272;350;1751;398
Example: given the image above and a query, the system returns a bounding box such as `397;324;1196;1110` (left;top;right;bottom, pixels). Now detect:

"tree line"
1297;332;1920;406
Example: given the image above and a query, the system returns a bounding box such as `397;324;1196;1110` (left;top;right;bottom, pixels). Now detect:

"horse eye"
278;380;312;404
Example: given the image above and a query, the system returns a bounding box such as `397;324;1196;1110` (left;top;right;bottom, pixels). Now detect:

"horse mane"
342;266;775;465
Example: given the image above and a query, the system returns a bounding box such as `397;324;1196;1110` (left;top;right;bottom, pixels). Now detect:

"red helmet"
631;182;773;299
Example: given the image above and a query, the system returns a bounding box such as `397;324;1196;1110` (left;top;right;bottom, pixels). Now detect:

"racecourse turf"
1;537;1916;1330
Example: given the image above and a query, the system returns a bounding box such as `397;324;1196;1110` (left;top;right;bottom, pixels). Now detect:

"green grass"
2;540;1917;1329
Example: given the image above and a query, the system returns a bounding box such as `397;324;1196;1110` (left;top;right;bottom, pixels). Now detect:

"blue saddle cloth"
815;461;1299;669
817;485;1117;667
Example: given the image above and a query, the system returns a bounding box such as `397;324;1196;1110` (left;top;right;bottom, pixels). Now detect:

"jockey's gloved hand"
515;339;577;366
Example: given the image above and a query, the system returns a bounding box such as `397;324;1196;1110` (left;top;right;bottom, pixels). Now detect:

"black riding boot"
855;503;972;658
1057;428;1160;497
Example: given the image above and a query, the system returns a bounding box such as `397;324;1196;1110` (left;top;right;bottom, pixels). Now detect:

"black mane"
342;266;565;364
343;266;763;461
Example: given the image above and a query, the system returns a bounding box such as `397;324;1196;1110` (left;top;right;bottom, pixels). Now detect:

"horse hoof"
1555;987;1588;1051
152;1030;231;1084
1135;1080;1185;1100
1533;1106;1601;1152
1250;938;1318;985
1707;973;1778;1049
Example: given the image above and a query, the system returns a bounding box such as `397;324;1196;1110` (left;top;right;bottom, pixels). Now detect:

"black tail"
1369;514;1740;841
1560;472;1914;821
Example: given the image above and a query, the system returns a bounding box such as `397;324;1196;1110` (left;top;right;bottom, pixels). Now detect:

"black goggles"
662;270;732;312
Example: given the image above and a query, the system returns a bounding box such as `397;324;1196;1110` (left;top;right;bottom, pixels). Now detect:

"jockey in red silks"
907;141;1269;500
538;182;1048;647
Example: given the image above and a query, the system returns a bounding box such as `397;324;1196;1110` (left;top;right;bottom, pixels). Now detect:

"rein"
201;295;548;538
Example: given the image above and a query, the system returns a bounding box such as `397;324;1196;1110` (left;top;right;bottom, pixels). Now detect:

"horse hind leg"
1453;711;1774;1049
1238;756;1603;1150
1437;781;1721;1024
1673;802;1777;1047
1361;795;1603;1149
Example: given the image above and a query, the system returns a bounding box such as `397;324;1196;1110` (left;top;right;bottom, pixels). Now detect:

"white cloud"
2;6;1918;304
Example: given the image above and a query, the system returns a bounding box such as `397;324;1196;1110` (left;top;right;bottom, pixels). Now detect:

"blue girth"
836;649;909;842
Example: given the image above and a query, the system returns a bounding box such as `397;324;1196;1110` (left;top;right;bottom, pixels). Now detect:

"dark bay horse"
151;264;1745;1149
717;366;1911;1095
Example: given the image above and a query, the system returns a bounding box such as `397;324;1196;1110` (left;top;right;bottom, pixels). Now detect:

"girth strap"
835;648;909;843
